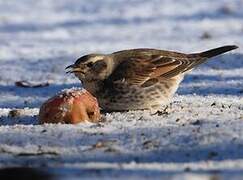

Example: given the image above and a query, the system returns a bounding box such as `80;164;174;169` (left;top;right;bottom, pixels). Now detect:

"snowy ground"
0;0;243;179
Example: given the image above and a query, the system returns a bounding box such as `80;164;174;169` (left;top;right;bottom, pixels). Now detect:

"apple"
39;88;101;124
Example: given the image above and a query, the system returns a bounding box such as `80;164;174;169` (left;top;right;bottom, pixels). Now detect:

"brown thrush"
66;45;238;111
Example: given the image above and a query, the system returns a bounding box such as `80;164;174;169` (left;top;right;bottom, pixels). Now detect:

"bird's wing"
107;57;156;86
152;55;205;79
106;45;238;87
107;52;205;87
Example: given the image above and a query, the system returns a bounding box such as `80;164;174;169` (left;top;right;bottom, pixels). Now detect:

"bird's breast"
97;75;184;111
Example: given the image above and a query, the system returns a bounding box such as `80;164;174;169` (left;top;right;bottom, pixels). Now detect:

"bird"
66;45;238;111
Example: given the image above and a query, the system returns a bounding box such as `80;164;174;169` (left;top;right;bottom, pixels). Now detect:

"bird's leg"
150;103;172;116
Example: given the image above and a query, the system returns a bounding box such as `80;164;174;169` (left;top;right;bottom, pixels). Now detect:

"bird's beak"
65;64;85;74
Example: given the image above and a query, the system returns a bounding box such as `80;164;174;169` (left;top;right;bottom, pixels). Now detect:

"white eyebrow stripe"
91;56;104;62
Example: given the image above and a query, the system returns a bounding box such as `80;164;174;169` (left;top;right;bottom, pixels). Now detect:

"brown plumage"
66;45;238;111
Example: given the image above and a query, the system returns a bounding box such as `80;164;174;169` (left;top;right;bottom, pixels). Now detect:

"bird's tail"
160;45;238;79
198;45;238;58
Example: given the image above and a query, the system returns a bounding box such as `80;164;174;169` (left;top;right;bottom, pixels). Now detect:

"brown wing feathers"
110;45;238;87
109;58;155;85
152;45;238;79
155;57;203;79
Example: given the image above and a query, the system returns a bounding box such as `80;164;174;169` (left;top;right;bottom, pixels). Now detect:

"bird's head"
66;54;112;83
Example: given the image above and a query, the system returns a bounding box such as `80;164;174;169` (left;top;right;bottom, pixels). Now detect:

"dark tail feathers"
199;45;238;58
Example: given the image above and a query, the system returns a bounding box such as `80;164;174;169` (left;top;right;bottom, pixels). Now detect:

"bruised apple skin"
39;88;101;124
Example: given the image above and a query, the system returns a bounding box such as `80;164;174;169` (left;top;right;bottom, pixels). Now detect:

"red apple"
39;88;101;124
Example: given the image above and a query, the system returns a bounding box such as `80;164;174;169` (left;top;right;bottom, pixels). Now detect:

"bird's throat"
82;80;103;97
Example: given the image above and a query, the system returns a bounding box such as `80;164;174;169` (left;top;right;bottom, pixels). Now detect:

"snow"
0;0;243;179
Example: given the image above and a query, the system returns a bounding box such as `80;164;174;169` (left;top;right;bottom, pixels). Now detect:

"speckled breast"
98;76;184;111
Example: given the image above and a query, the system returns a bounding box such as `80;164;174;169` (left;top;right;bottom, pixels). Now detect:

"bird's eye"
87;62;93;68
